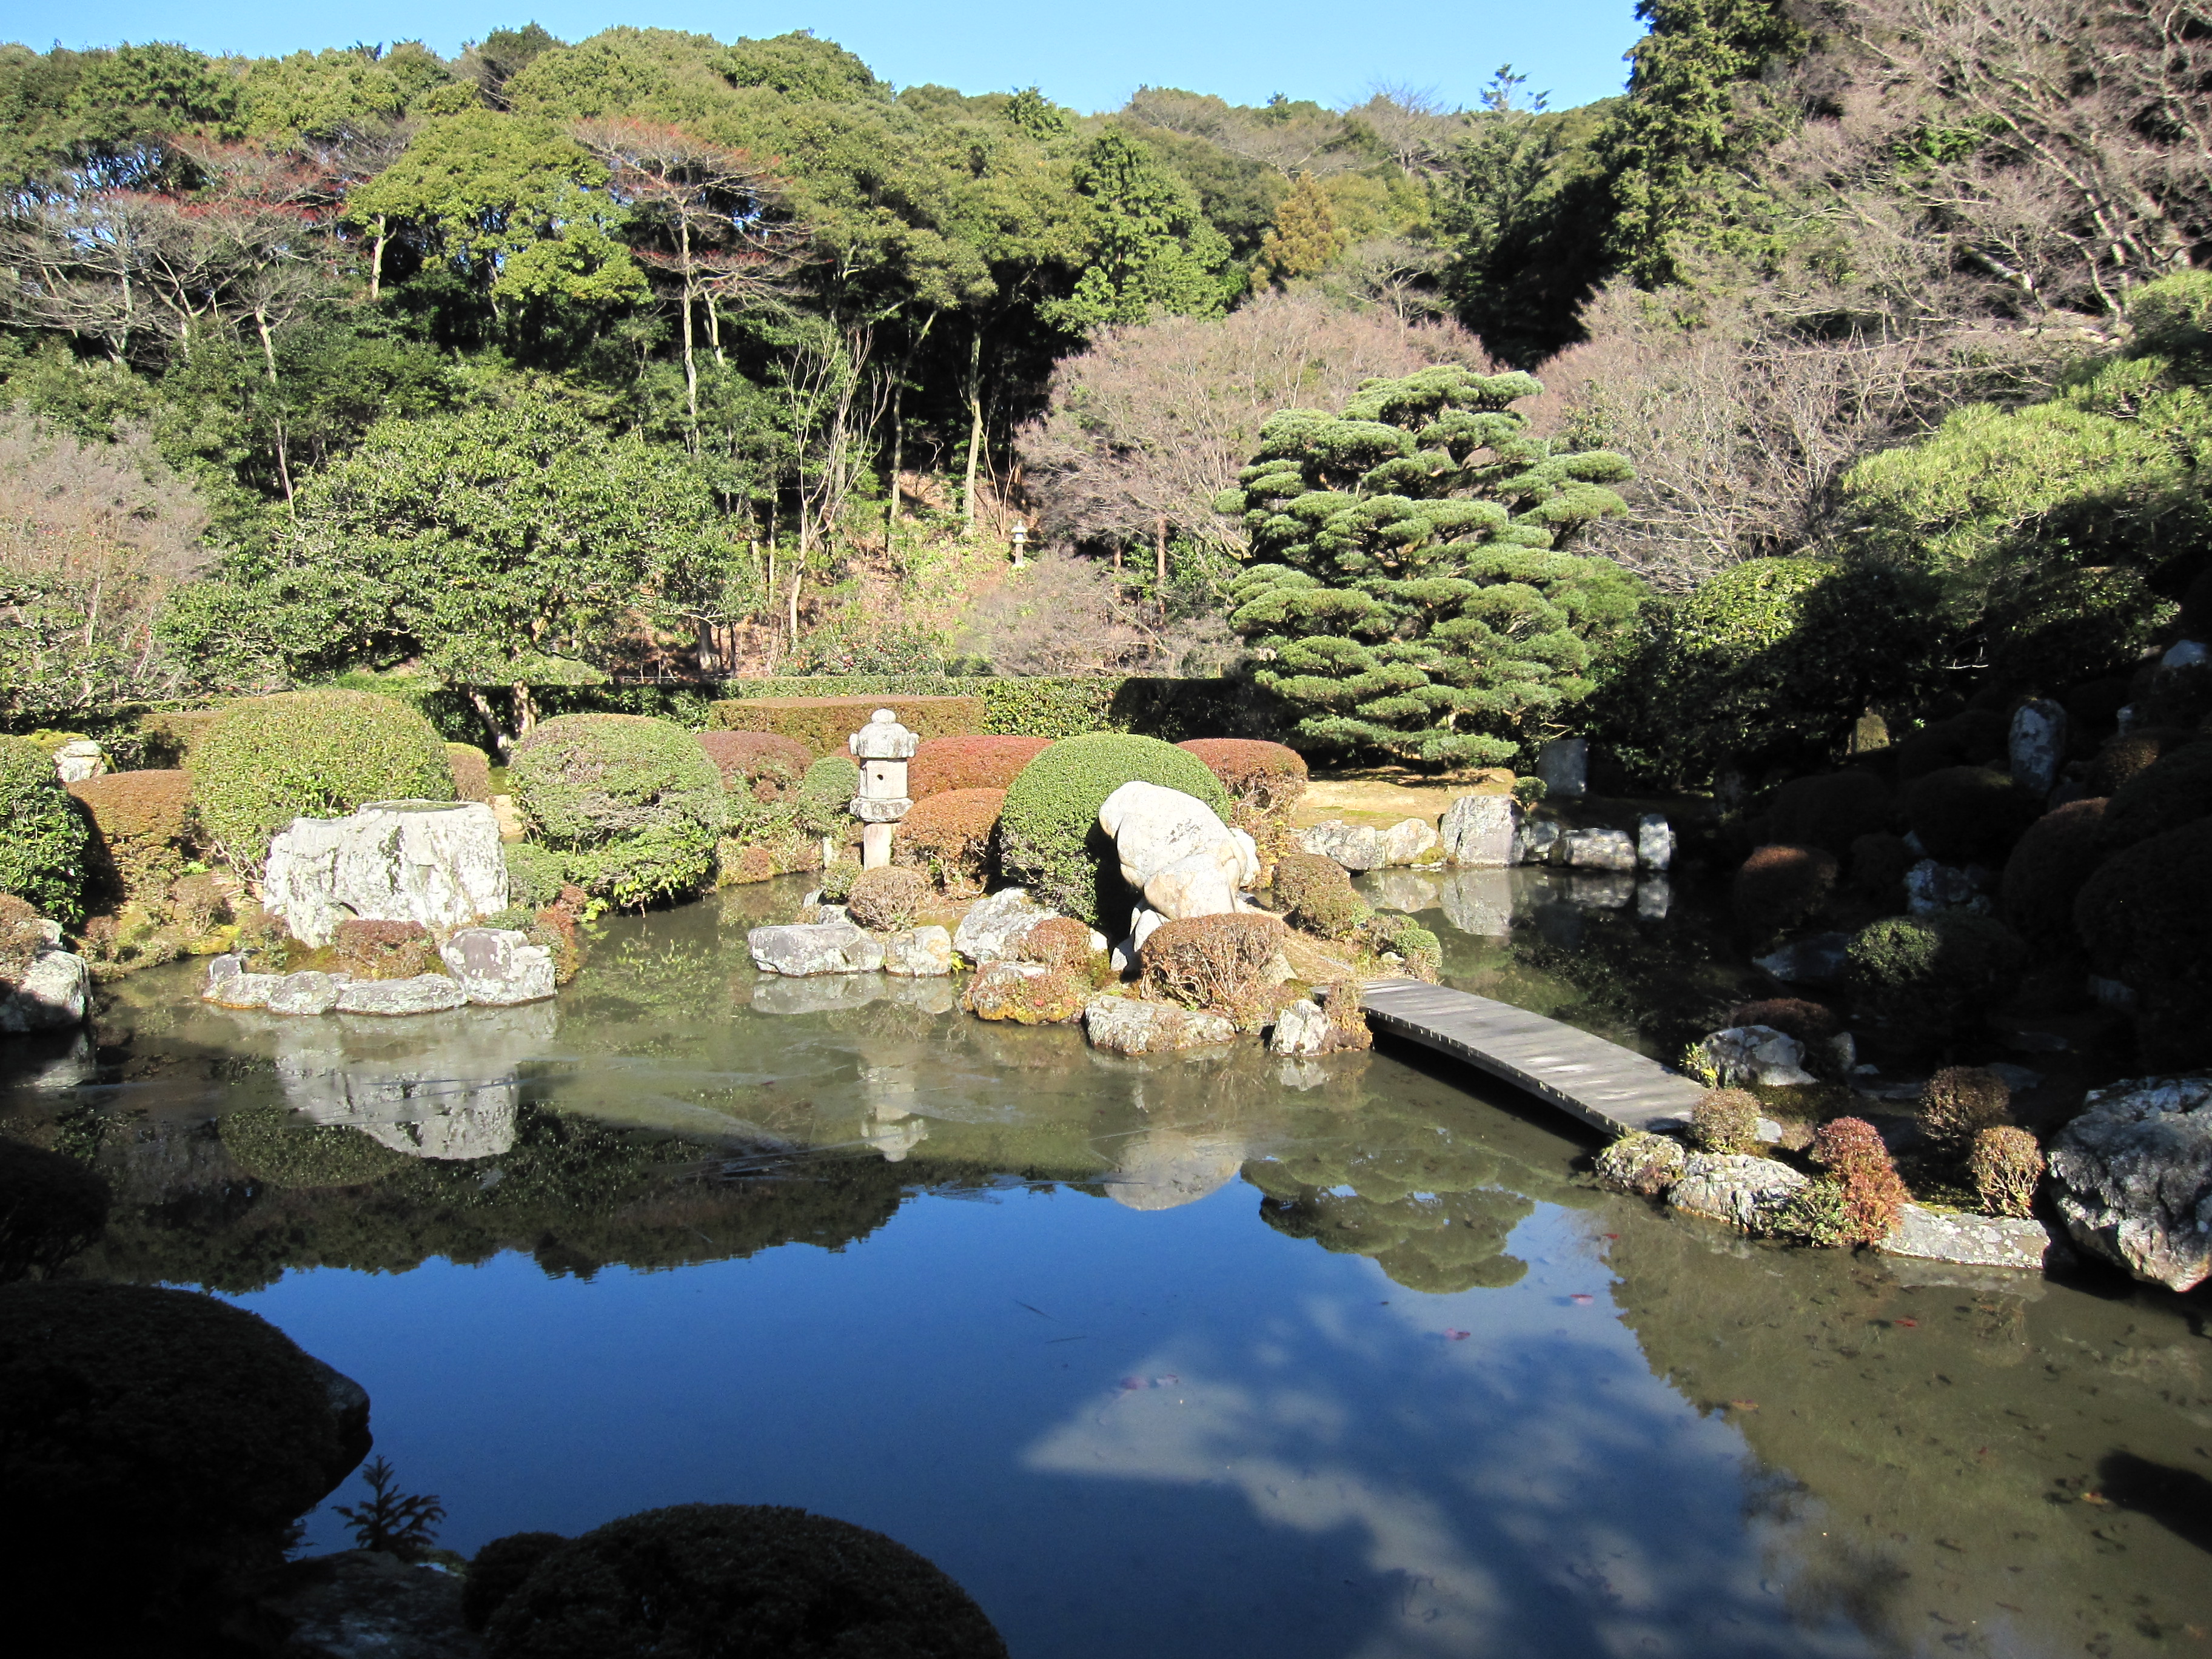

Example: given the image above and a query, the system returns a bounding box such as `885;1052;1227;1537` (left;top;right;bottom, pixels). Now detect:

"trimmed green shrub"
1362;911;1441;979
190;690;454;872
1845;912;2027;1044
1917;1067;2014;1157
2074;816;2212;1043
482;1503;1007;1659
962;962;1085;1024
1847;831;1914;902
1732;844;1837;934
794;755;860;840
2134;660;2212;730
908;735;1053;799
1764;1179;1852;1247
510;715;725;908
817;860;860;903
893;788;1004;896
997;734;1230;928
0;1281;367;1644
68;770;196;901
2088;725;2197;794
708;694;984;756
2000;798;2108;950
134;708;224;768
1983;565;2174;691
0;1138;110;1282
1894;709;2008;781
218;1105;414;1189
466;1533;569;1633
1269;849;1369;939
446;743;494;803
1969;1126;2043;1219
1902;766;2038;865
1690;1089;1763;1154
846;866;925;931
0;735;90;926
504;842;568;911
1766;769;1893;857
2097;739;2212;853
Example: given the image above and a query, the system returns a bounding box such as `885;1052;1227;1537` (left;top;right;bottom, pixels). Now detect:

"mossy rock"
510;715;725;908
998;734;1230;929
0;734;90;927
189;689;454;871
218;1105;414;1190
481;1503;1008;1658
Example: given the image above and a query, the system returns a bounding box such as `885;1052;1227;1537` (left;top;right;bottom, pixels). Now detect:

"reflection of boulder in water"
751;974;883;1017
1245;1162;1533;1293
1603;1193;2212;1651
1365;871;1439;914
1436;869;1512;937
269;1002;558;1161
1110;1128;1246;1210
0;1027;95;1091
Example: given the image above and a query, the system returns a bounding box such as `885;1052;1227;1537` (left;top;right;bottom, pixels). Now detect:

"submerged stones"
2048;1074;2212;1291
263;799;509;948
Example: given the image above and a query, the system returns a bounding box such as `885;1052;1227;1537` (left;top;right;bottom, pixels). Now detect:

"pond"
5;871;2208;1658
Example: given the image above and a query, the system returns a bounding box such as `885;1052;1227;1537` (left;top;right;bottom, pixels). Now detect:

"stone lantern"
848;708;917;868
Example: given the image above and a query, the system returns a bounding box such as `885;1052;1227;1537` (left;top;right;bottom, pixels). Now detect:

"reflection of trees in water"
61;1103;911;1295
1602;1195;2212;1655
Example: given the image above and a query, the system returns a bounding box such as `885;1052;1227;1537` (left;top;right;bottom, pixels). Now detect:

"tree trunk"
466;688;508;755
962;325;984;538
1155;515;1168;617
369;215;388;302
679;223;699;448
512;684;540;744
884;311;937;545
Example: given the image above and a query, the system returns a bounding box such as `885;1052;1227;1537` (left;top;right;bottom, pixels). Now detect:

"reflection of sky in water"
227;1184;1867;1659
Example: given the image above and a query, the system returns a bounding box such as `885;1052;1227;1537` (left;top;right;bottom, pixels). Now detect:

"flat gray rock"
1668;1153;1807;1230
440;928;557;1006
1566;828;1637;871
1877;1202;2056;1271
748;919;885;976
0;945;91;1031
1084;995;1238;1054
334;975;469;1016
882;925;953;976
952;888;1056;964
265;971;352;1016
2049;1073;2212;1290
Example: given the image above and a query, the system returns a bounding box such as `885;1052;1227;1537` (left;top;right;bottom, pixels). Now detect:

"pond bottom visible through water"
8;878;2208;1658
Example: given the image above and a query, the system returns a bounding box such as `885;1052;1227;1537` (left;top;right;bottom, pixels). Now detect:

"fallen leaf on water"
1727;1399;1760;1411
2080;1490;2111;1506
1603;1233;1618;1241
1444;1329;1471;1341
1569;1293;1595;1305
1894;1318;1919;1328
2183;1623;2205;1638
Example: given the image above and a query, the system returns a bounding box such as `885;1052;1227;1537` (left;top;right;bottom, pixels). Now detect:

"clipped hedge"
2000;798;2108;950
997;734;1231;929
135;709;225;769
189;691;454;872
708;695;984;757
0;734;90;926
69;770;197;900
2075;815;2212;1042
1765;769;1892;857
446;743;494;803
1894;709;2008;782
1177;739;1308;816
2087;725;2198;795
1732;844;1837;934
893;788;1004;896
510;715;725;908
907;735;1053;799
715;674;1281;743
2097;739;2212;854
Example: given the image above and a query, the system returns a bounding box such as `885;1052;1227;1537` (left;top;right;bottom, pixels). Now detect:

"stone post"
848;709;917;869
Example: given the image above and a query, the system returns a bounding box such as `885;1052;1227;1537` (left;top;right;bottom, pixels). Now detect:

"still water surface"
5;871;2208;1658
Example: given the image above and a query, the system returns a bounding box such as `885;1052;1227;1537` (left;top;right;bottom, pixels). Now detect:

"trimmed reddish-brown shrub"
1969;1125;2043;1219
1270;850;1368;939
1894;709;2006;780
1019;916;1099;971
2000;798;2108;950
1810;1117;1909;1244
1917;1067;2013;1156
893;788;1004;896
1691;1089;1763;1153
1902;766;2038;865
1176;739;1309;816
2088;726;2197;796
330;920;438;981
1139;913;1287;1010
720;843;777;884
1732;844;1837;934
1767;769;1892;857
446;743;493;804
908;735;1053;800
846;865;927;931
696;731;811;801
1847;831;1914;901
1725;998;1842;1049
69;769;196;898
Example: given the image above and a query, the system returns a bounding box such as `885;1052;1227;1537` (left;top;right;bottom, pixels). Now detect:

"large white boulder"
1439;795;1517;866
2048;1074;2212;1291
262;800;508;948
749;920;885;976
0;941;91;1032
52;739;105;783
1099;782;1258;921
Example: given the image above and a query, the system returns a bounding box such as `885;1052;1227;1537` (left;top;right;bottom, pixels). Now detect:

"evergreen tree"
1216;367;1644;767
1054;131;1232;330
1256;172;1344;284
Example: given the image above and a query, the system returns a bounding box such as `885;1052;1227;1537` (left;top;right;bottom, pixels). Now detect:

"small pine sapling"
335;1456;447;1561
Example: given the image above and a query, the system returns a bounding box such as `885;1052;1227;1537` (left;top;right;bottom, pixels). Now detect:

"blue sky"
2;1;1649;114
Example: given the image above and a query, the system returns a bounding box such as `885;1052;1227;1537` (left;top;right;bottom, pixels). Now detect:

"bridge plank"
1355;977;1706;1139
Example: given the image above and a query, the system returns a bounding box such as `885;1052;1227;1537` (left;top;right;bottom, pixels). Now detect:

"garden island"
3;8;2211;1657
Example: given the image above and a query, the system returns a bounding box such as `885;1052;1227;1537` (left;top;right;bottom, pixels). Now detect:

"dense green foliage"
1844;912;2027;1047
997;733;1230;927
509;714;725;905
0;735;90;924
1219;367;1642;766
188;689;454;871
717;675;1278;741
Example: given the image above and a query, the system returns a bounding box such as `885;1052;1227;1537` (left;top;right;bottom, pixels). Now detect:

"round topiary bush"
446;742;494;803
1902;766;2039;865
1176;739;1310;817
511;715;725;908
907;735;1053;800
466;1532;569;1632
998;734;1231;928
1732;844;1837;935
1847;831;1914;902
1983;565;2175;691
2074;816;2212;1055
482;1503;1007;1659
1766;769;1893;858
1362;911;1442;980
2000;798;2108;950
218;1104;413;1189
0;734;90;926
1894;709;2008;781
1018;915;1101;972
68;769;196;901
1690;1089;1763;1153
1270;850;1369;940
695;730;811;801
846;865;927;931
0;1281;367;1643
189;690;454;872
794;754;861;841
1844;911;2027;1045
503;842;568;911
2097;739;2212;854
2088;725;2197;795
893;788;1004;896
1917;1066;2014;1157
0;1138;110;1282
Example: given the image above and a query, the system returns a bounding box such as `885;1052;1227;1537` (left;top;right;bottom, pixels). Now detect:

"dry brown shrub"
1139;913;1287;1010
1917;1067;2014;1157
1969;1125;2044;1218
1270;850;1368;939
1732;845;1838;934
1318;980;1373;1051
846;866;927;931
330;919;437;981
1811;1117;1911;1245
892;788;1004;896
1691;1090;1765;1154
1019;916;1099;972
